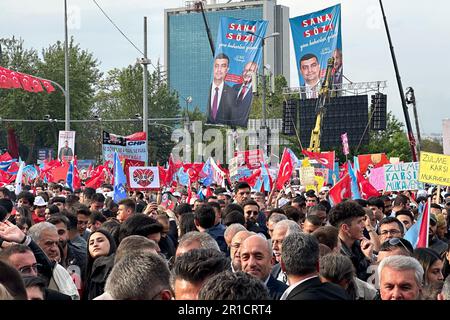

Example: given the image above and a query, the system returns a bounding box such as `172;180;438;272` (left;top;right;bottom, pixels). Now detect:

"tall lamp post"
64;0;70;131
184;96;192;129
248;31;279;156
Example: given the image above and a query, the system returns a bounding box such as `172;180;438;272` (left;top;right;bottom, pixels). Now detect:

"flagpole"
64;0;70;131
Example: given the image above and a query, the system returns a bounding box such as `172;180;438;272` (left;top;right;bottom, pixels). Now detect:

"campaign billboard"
206;17;268;128
290;4;342;99
102;131;148;163
58;131;75;162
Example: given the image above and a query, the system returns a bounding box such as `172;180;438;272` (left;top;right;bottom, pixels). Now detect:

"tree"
359;112;413;162
0;37;102;162
95;62;181;164
420;138;443;154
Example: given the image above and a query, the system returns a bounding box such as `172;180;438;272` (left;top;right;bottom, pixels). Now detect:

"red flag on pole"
328;174;351;204
301;149;335;170
275;148;293;190
356;170;380;200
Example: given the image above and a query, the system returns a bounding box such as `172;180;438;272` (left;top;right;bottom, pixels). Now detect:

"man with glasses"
378;217;404;244
28;222;79;299
0;244;70;300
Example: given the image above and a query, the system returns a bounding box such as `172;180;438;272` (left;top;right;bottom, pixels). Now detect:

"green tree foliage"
359;112;413;162
0;37;102;162
420;138;443;154
95;62;181;163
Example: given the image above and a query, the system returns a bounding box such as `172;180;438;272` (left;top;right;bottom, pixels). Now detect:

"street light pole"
143;17;149;136
64;0;70;131
249;32;279;157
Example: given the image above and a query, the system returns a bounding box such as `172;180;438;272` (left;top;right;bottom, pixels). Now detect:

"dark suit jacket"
286;276;350;300
266;275;288;300
230;83;253;127
207;83;236;125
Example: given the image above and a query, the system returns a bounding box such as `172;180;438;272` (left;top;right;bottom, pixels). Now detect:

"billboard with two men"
206;17;268;128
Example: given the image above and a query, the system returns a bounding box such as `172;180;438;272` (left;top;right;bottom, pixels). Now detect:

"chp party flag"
113;152;127;203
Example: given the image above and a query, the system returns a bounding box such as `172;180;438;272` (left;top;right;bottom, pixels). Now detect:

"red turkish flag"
356;170;380;200
0;67;11;88
8;71;22;89
0;152;13;162
328;174;351;204
302;150;335;170
41;79;56;93
183;163;204;182
240;168;261;187
18;73;33;92
31;77;44;92
275;148;293;190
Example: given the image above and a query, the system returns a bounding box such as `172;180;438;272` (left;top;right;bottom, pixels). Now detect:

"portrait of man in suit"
207;53;237;125
299;53;321;99
332;48;343;86
231;61;258;128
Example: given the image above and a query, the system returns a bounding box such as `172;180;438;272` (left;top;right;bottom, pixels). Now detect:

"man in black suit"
207;53;237;125
240;235;288;300
280;232;350;300
231;61;258;127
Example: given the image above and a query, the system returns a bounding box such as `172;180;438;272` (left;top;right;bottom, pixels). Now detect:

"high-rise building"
164;0;289;114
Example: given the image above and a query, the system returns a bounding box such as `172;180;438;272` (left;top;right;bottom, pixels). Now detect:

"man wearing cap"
318;187;330;201
32;196;48;224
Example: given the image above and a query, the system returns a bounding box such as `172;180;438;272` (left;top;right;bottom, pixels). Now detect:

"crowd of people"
0;179;449;301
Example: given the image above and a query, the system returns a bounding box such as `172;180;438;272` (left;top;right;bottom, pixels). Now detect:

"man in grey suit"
207;53;237;125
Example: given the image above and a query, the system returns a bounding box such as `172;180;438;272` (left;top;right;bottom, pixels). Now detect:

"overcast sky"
2;0;449;135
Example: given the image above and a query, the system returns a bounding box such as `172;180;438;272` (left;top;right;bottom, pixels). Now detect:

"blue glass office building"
165;0;289;115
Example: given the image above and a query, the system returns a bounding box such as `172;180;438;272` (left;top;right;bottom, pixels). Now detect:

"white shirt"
237;82;252;100
210;81;224;112
279;275;319;300
304;80;321;99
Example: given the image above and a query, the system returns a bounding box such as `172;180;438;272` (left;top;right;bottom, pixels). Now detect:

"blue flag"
199;158;213;186
347;161;361;199
113;152;127;203
177;167;189;186
66;161;74;191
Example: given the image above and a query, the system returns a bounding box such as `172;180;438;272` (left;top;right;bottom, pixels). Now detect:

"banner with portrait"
290;4;342;99
102;131;148;164
58;131;75;162
206;17;268;128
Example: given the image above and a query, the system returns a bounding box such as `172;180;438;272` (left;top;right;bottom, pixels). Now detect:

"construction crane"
307;57;335;153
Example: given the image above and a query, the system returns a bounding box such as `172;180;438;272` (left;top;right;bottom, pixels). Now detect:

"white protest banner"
129;166;160;189
384;162;423;191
